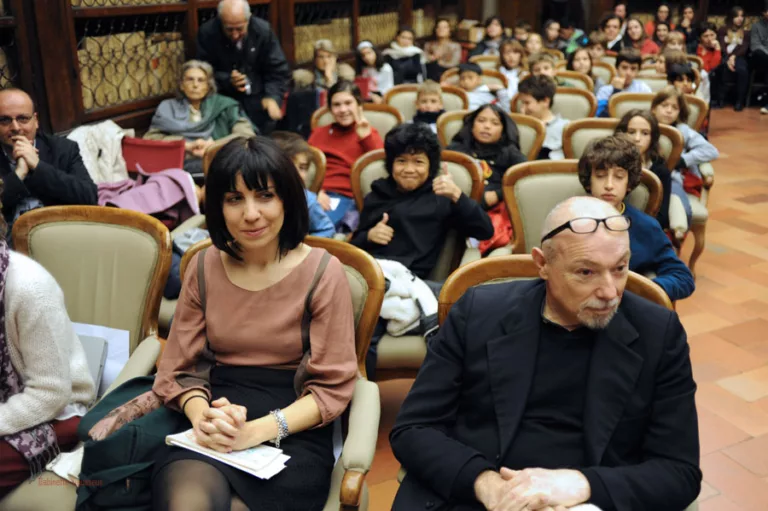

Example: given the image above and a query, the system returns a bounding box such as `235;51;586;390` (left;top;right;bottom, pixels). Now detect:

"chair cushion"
305;161;317;188
159;297;177;331
376;334;427;369
518;124;539;161
388;91;466;122
365;111;400;139
568;127;613;158
636;77;670;93
0;471;77;511
440;118;464;146
592;65;612;84
343;266;368;328
315;110;335;128
688;195;709;223
27;222;159;352
687;102;703;130
612;95;652;120
552;92;594;121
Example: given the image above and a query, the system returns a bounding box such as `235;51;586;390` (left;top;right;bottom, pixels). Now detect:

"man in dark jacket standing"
197;0;291;134
0;89;96;232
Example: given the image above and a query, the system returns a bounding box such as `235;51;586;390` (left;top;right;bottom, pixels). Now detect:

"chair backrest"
501;159;662;253
438;254;672;324
638;67;660;76
305;146;327;193
635;74;671;93
687;55;703;70
601;53;617;67
592;61;616;85
122;137;185;174
440;68;509;89
436;110;545;161
468;54;501;70
562;117;684;169
383;84;469;122
608;92;707;131
556;70;594;91
310;103;404;138
13;206;172;353
201;136;236;177
350;149;483;280
542;48;565;61
512;88;597;120
180;237;385;376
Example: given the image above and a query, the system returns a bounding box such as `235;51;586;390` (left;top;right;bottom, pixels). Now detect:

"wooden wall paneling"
277;0;296;65
400;0;414;27
186;0;199;62
351;0;359;49
8;0;32;95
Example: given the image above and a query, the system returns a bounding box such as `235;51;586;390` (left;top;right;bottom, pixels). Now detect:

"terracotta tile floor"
365;109;768;511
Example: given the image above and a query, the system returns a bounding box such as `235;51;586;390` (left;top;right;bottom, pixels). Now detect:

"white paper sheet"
329;197;341;211
72;323;130;397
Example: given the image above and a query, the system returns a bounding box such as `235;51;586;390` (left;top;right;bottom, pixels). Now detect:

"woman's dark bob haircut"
384;123;442;179
205;137;309;261
327;79;363;110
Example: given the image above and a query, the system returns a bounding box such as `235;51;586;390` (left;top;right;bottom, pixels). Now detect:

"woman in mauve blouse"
152;136;357;511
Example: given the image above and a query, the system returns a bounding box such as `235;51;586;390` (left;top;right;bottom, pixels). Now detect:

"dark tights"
152;460;250;511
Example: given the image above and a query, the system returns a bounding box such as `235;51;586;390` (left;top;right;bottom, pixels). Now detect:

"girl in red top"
308;80;384;231
697;23;722;73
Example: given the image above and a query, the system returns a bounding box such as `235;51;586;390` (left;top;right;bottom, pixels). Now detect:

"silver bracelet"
270;409;289;449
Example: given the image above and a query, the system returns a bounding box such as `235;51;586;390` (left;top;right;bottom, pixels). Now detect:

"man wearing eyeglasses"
196;0;291;135
390;194;700;511
0;89;96;234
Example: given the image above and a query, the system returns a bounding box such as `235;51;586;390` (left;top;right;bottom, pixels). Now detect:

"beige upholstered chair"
1;206;172;511
562;117;683;169
556;70;594;91
179;236;385;511
440;68;509;89
542;47;565;61
608;92;708;131
501;160;662;253
305;145;327;193
636;74;672;93
511;88;598;120
384;84;469;122
468;54;501;70
639;66;661;76
592;61;617;86
310;103;404;138
436;110;546;161
601;52;618;67
688;55;704;70
349;149;483;380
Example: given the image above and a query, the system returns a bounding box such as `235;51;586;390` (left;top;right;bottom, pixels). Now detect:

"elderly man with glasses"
0;88;96;235
390;194;701;511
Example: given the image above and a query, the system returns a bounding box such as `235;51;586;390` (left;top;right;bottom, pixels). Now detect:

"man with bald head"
391;196;700;511
0;89;96;233
196;0;291;134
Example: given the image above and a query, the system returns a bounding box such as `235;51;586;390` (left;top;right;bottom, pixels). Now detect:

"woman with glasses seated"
576;135;694;301
145;60;257;183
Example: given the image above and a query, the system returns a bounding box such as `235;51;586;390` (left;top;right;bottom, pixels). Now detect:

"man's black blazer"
0;133;97;223
391;279;701;511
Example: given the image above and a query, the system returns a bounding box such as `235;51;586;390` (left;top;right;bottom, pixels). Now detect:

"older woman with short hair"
145;59;256;181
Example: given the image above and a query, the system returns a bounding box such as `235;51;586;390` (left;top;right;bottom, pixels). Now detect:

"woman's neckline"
216;244;315;293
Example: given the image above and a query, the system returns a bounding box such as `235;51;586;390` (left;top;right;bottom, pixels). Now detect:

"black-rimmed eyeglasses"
0;115;33;127
540;215;631;244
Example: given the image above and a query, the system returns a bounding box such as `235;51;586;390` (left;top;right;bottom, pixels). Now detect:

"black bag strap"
197;247;208;313
300;251;332;354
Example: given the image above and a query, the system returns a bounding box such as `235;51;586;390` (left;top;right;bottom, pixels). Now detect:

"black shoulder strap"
197;247;209;313
300;251;332;354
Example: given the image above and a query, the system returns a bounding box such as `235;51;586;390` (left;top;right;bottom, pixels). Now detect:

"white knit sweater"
0;251;96;436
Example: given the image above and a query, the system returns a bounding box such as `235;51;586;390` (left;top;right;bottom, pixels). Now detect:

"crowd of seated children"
654;21;672;47
0;203;96;497
424;18;462;82
383;27;426;85
355;41;395;103
597;48;652;117
651;86;719;219
470;16;506;57
613;109;673;231
514;20;531;43
145;59;256;183
151;136;357;510
517;75;569;160
601;14;624;52
499;39;527;98
624;17;660;55
542;20;561;50
715;6;750;111
578;135;695;301
646;3;675;37
351;123;492;281
525;33;545;56
411;81;445;133
586;30;608;62
308;80;384;233
458;62;511;113
567;47;606;90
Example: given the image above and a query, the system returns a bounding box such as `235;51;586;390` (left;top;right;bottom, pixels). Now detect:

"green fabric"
76;377;188;511
206;94;247;140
